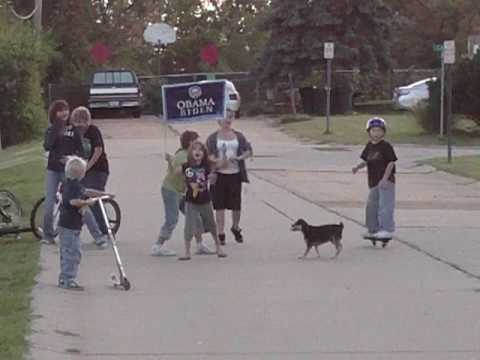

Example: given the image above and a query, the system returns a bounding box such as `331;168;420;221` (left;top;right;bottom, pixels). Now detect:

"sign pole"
323;42;334;135
443;40;455;163
446;65;453;163
33;0;42;32
325;59;332;134
440;55;445;137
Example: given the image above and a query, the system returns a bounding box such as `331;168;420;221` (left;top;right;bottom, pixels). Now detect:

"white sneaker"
195;243;216;255
373;230;393;239
151;243;176;257
362;232;375;239
95;235;109;249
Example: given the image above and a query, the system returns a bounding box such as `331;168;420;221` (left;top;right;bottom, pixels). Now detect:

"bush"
414;79;444;133
141;80;165;115
415;53;480;134
453;53;480;119
0;21;54;148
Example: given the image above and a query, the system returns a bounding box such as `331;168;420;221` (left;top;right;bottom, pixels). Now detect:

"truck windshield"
93;72;134;85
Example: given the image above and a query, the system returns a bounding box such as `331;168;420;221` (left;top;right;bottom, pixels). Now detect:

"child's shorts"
184;202;217;240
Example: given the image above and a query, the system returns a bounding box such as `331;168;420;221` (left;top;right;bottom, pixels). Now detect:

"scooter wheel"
122;278;131;291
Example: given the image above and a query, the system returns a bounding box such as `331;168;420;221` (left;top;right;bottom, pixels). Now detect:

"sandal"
217;252;228;258
178;256;191;261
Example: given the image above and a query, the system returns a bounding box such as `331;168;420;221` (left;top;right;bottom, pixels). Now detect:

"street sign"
443;40;456;64
324;42;335;59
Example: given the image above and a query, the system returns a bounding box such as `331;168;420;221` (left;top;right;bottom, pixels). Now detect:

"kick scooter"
95;195;131;291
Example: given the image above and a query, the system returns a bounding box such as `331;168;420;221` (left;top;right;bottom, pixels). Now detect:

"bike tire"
0;189;23;227
103;198;121;235
30;197;46;240
30;196;121;240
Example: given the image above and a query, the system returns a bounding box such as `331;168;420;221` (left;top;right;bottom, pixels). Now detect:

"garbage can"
299;87;314;114
332;86;353;114
312;87;326;115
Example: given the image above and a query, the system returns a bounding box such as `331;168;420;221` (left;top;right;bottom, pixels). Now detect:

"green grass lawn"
281;112;480;146
421;155;480;181
0;143;44;360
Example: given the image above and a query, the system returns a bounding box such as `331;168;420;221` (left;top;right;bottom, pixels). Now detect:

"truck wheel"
132;109;141;118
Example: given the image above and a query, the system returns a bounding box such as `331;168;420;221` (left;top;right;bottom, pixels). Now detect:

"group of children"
156;132;228;260
56;116;397;290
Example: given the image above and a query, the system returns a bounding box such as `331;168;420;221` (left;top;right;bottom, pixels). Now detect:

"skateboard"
96;196;131;291
364;236;392;248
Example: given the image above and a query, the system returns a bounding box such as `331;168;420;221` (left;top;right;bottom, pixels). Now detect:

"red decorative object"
200;43;219;66
90;42;112;65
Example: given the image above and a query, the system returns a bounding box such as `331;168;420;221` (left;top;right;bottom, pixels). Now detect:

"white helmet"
366;117;386;132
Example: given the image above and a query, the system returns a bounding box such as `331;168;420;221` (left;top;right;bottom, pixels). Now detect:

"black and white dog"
291;219;344;259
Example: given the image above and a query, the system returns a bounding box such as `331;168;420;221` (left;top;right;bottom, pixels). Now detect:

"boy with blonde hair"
58;156;108;290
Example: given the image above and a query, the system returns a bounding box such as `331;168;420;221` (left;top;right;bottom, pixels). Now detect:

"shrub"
415;53;480;134
141;80;165;115
452;53;480;120
0;21;54;148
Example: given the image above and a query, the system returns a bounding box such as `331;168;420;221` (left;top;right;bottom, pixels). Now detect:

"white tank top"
217;137;240;174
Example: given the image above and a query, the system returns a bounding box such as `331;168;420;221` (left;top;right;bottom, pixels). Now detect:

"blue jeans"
58;227;82;282
366;182;396;233
158;187;181;243
82;171;109;235
43;170;64;240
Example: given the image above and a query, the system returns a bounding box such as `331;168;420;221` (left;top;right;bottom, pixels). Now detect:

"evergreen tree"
260;0;394;83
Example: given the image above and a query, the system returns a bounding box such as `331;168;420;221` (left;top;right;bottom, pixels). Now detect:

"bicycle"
30;184;121;240
0;189;32;238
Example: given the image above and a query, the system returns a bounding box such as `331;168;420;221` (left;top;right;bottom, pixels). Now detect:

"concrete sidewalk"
27;116;480;359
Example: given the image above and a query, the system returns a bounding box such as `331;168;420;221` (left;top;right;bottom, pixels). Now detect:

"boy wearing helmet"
352;117;397;242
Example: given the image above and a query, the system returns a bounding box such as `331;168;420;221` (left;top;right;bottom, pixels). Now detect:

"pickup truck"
88;69;142;118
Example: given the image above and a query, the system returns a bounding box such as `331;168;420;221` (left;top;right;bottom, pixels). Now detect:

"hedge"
0;21;54;148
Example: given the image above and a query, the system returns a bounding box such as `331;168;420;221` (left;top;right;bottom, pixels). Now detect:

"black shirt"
44;125;84;172
59;179;86;230
82;125;109;174
183;163;211;204
360;140;398;188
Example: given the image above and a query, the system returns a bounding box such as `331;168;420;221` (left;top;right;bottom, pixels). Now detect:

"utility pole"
33;0;42;32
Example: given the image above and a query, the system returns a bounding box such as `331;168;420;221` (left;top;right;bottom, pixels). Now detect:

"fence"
46;68;438;116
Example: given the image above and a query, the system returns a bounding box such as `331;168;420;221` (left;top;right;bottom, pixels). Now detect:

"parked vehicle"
88;70;143;118
225;80;241;116
392;77;437;110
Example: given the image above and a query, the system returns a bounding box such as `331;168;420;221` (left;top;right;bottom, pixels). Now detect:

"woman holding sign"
206;108;252;245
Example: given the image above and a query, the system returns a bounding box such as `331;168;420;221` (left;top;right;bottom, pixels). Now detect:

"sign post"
324;42;335;134
443;40;455;163
440;52;445;137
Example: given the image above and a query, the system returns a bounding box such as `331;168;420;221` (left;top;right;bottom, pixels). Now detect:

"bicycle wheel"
103;198;121;234
30;196;61;240
0;189;23;229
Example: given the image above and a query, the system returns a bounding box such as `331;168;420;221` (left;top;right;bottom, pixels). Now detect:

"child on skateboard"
352;117;398;246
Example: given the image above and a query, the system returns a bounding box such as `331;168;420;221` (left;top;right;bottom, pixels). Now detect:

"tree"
388;0;480;68
259;0;394;85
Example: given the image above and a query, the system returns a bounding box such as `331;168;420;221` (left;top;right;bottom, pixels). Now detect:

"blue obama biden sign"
162;80;227;123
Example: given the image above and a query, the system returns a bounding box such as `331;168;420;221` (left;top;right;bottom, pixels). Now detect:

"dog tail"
339;222;344;229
